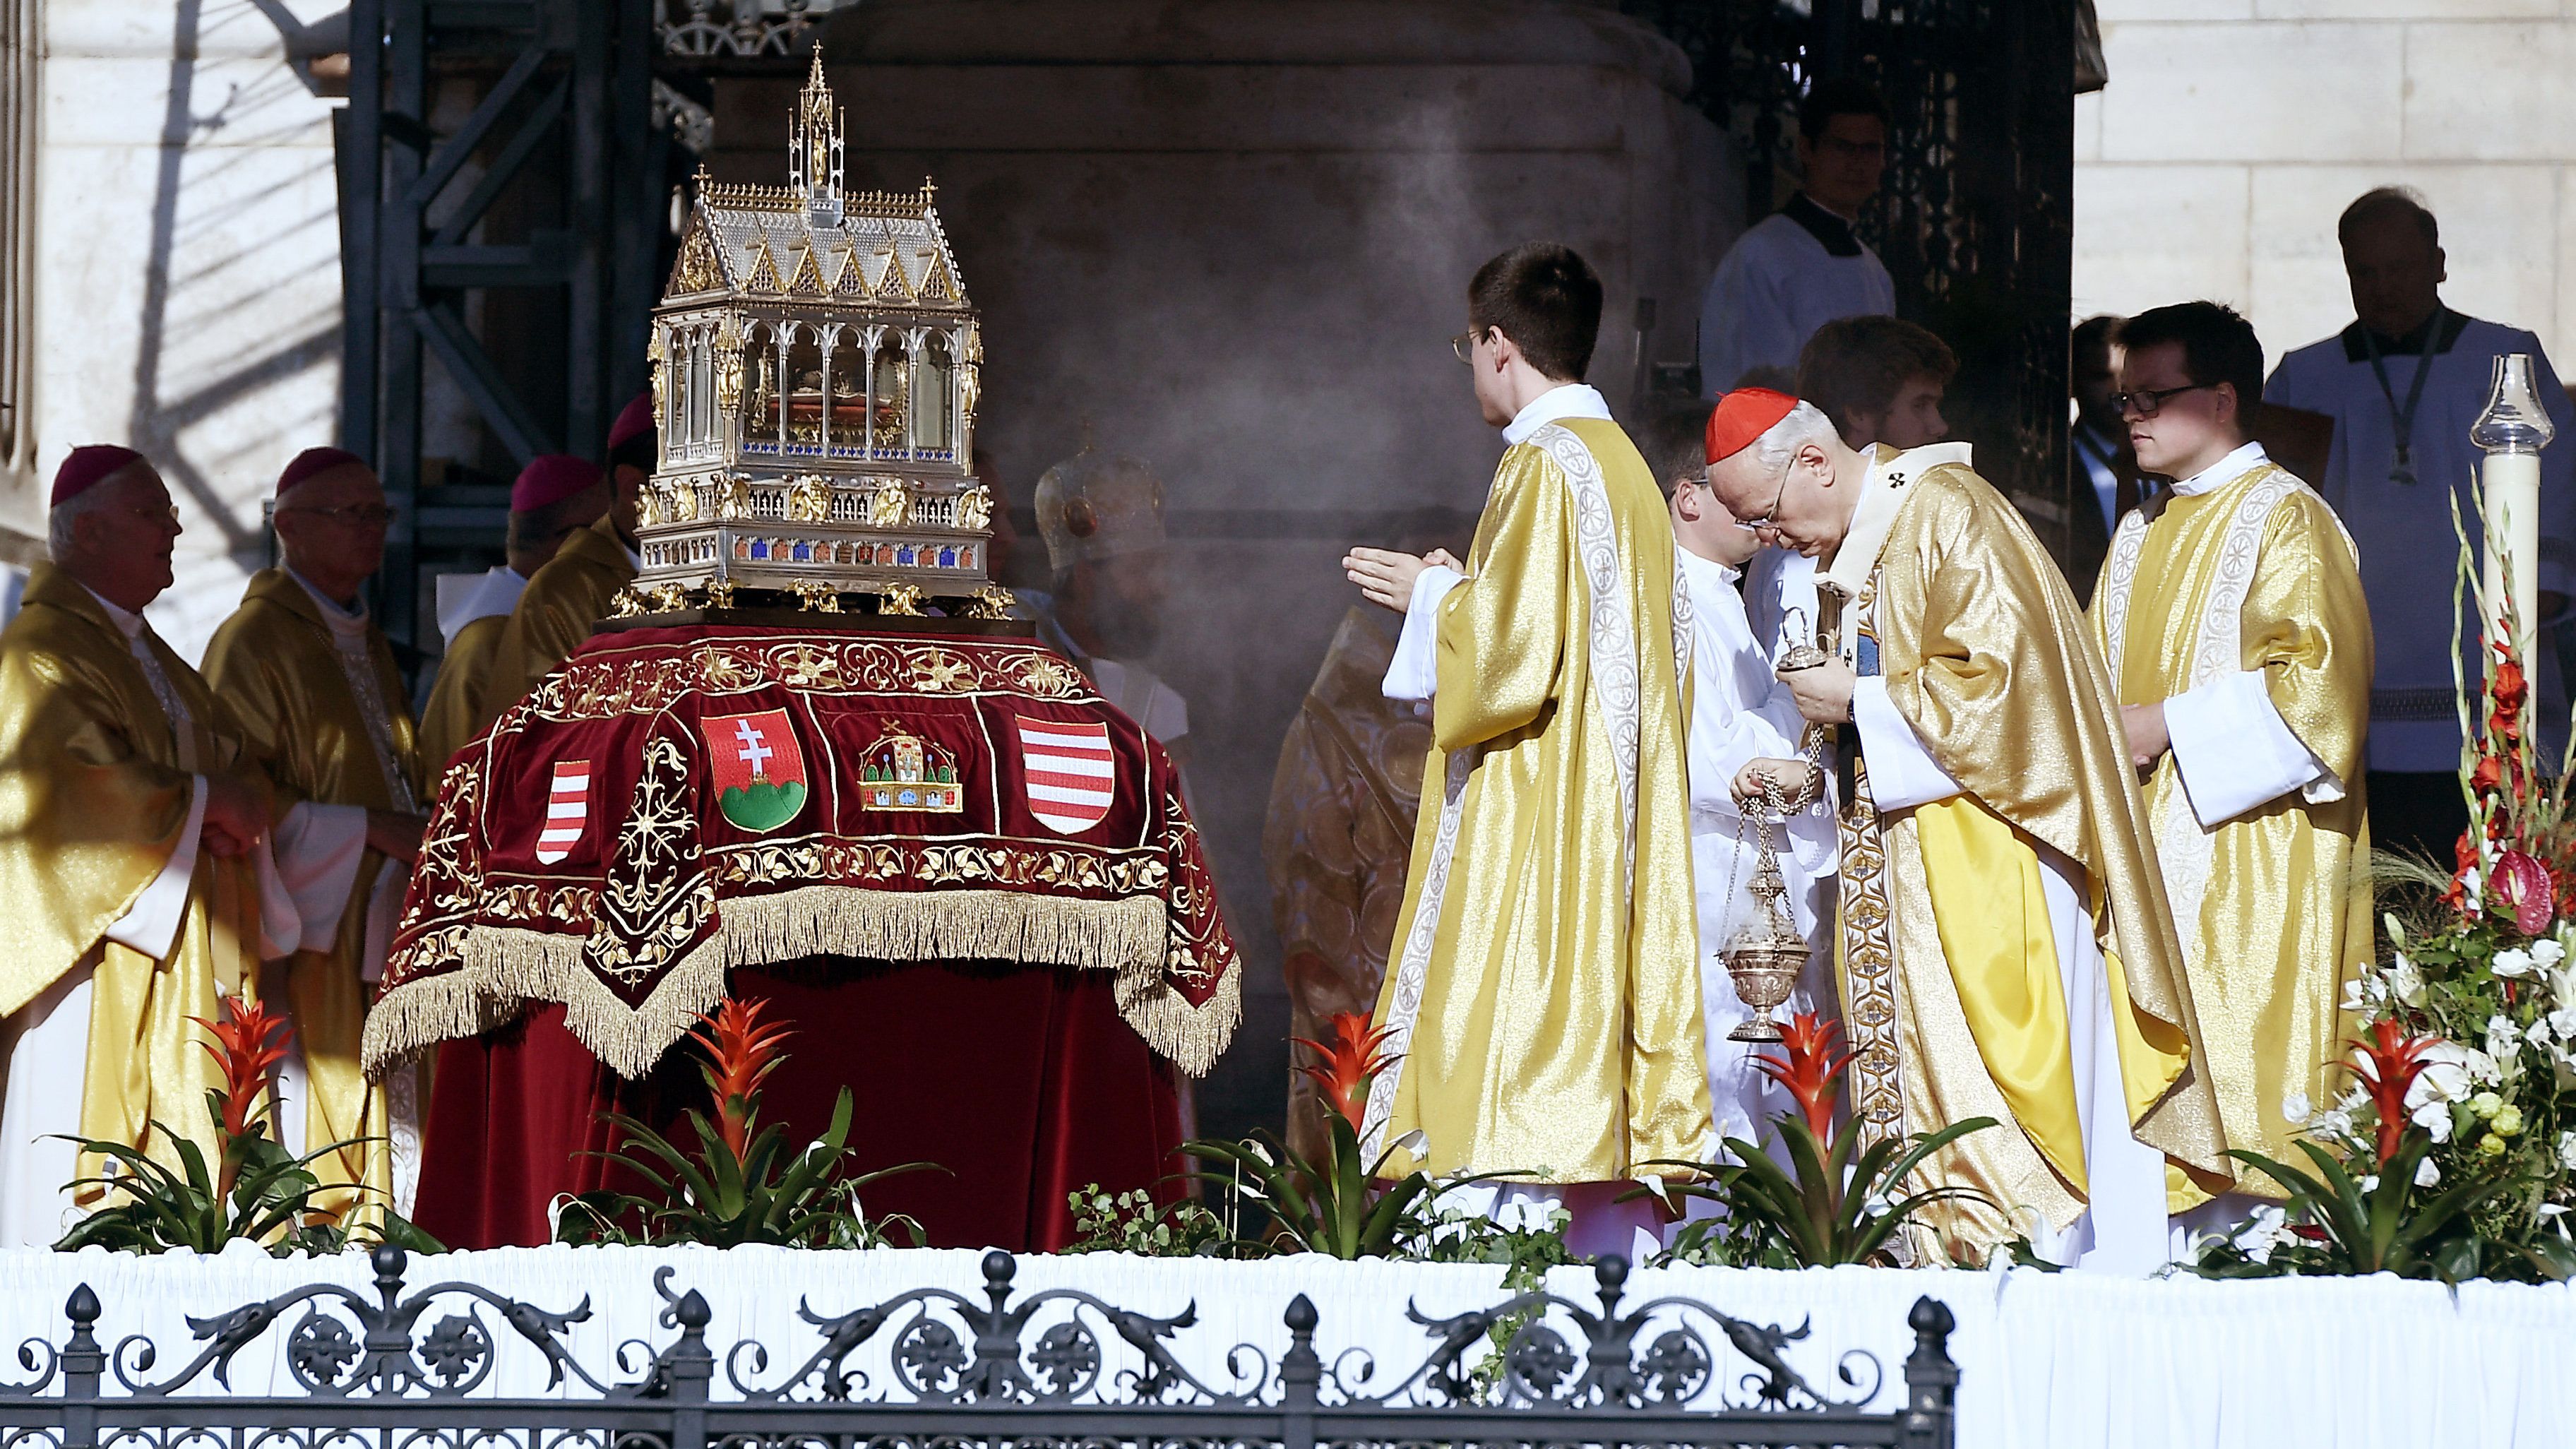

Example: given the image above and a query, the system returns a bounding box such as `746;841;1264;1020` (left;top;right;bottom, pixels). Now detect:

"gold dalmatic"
2091;463;2371;1198
1365;419;1712;1183
1825;448;2230;1261
419;612;507;777
0;564;273;1199
203;570;426;1220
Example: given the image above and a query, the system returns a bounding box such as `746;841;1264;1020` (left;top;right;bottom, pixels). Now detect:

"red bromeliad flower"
1294;1012;1400;1132
2351;1020;2438;1166
689;998;794;1158
2494;848;2556;936
189;999;291;1142
1751;1012;1856;1144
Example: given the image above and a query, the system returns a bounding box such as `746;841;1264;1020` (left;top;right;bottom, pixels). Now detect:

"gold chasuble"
203;569;424;1215
2092;451;2371;1194
1366;412;1712;1183
481;516;636;730
1825;446;2229;1262
0;564;272;1194
418;612;505;778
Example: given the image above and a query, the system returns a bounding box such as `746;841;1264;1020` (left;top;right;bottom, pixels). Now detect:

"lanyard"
2361;311;2444;485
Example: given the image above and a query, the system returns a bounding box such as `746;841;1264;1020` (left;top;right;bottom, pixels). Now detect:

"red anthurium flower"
1293;1012;1400;1131
2494;849;2556;936
1751;1011;1856;1143
189;999;291;1142
689;998;794;1158
2350;1020;2438;1166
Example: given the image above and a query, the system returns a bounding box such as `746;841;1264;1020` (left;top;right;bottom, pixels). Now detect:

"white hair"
1746;400;1841;479
47;475;132;562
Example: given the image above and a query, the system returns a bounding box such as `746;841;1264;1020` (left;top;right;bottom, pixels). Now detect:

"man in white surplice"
0;447;369;1247
1633;405;1837;1143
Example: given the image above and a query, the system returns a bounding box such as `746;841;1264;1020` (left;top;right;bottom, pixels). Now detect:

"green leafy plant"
555;998;936;1248
1645;1013;1994;1268
1063;1184;1229;1256
54;999;439;1256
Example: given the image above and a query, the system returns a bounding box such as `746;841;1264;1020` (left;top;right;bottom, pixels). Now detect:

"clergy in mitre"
2089;302;2372;1239
418;452;613;774
1343;243;1710;1253
1701;388;2231;1272
201;448;434;1220
481;443;639;730
1633;402;1838;1144
0;448;366;1246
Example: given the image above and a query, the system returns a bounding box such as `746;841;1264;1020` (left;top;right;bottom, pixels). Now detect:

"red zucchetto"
275;446;371;496
606;392;655;454
49;445;147;508
509;454;604;513
1703;387;1800;465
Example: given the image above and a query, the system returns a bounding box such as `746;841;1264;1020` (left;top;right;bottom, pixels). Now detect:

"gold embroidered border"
362;886;1241;1081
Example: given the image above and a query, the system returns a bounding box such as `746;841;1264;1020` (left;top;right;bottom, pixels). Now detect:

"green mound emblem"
718;778;806;833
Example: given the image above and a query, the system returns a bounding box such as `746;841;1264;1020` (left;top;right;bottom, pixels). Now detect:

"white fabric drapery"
0;1246;2567;1445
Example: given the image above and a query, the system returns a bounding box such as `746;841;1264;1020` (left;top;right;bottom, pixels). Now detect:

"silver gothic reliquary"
626;49;1003;619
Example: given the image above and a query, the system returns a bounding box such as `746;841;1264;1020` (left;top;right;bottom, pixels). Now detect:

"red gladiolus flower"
2351;1020;2437;1166
2493;657;2528;718
689;998;794;1158
189;1000;291;1142
2470;756;2505;794
1293;1012;1400;1131
1751;1011;1856;1144
2495;849;2556;936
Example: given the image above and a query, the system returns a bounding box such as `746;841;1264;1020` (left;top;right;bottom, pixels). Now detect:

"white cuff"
2163;670;2334;829
1381;564;1465;703
260;801;368;960
105;775;205;960
1852;677;1964;811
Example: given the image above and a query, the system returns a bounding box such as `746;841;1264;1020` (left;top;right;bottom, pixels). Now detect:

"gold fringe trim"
363;887;1241;1080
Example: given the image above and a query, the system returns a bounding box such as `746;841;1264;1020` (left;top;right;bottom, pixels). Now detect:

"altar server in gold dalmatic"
418;453;612;773
2088;303;2371;1234
1343;244;1710;1253
1703;388;2231;1272
0;448;358;1246
203;448;433;1220
480;394;652;726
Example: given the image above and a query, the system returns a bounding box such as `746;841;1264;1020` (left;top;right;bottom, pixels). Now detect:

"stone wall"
12;0;346;660
2075;0;2576;371
721;0;1738;1131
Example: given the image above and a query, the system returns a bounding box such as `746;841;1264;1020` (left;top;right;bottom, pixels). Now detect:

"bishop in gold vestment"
2092;309;2371;1215
482;506;638;728
203;448;431;1218
0;451;278;1244
419;454;610;772
1704;392;2229;1271
1353;382;1711;1189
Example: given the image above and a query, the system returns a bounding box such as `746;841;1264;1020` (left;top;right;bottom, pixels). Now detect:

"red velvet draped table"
362;621;1241;1250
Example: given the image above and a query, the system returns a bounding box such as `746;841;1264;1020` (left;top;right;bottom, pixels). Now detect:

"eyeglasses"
282;503;395;528
2110;383;2213;419
1450;330;1484;366
1736;468;1792;531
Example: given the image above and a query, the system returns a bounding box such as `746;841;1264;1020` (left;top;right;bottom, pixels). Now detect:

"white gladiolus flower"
2460;869;2484;915
2315;1108;2356;1140
2412;1099;2454;1142
2560;1131;2576;1171
2534;937;2567;969
2235;1205;2296;1265
2387;955;2426;1007
2488;1015;2524;1061
2280;1090;2313;1126
2493;948;2537;979
2416;1157;2442;1188
2551;1006;2576;1042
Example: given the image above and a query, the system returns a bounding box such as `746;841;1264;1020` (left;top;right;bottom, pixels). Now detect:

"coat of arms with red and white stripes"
536;760;590;864
1015;716;1116;835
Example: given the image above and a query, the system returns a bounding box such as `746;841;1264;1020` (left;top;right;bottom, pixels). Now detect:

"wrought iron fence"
0;1247;1957;1449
